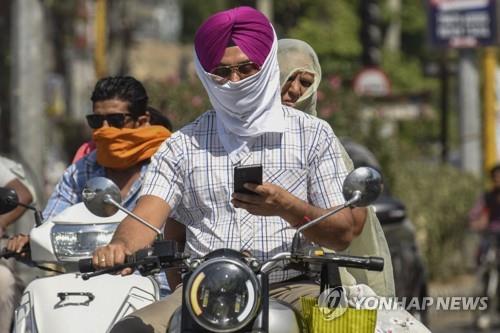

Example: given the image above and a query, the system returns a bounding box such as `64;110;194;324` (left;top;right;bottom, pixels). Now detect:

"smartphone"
234;164;263;195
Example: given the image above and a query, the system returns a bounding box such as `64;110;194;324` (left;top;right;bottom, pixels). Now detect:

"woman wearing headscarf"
278;38;395;297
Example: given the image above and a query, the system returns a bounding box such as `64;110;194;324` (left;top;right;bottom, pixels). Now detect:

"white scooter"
0;188;160;333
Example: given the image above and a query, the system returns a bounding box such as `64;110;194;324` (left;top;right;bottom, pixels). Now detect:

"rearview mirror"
82;177;121;217
342;167;383;207
0;187;19;214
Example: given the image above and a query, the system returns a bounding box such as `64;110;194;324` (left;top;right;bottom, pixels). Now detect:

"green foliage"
391;161;481;280
144;77;209;131
285;0;362;76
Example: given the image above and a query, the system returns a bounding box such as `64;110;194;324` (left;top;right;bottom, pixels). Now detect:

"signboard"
352;68;391;97
428;0;499;47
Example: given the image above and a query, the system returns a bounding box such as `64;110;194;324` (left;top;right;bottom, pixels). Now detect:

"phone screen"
234;164;263;195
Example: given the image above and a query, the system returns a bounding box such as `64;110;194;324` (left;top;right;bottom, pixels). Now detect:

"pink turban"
194;6;274;72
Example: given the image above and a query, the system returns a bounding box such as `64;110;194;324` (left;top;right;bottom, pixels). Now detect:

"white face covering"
194;34;286;161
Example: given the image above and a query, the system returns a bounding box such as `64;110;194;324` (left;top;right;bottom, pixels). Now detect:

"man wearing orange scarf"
6;76;171;293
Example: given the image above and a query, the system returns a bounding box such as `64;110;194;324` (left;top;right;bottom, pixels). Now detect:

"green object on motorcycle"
301;297;377;333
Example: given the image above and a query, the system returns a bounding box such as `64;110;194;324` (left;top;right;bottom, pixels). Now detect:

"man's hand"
92;241;133;275
231;182;293;217
232;182;355;251
6;234;29;255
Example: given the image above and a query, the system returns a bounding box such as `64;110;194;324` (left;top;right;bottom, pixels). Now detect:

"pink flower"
319;106;335;118
328;75;342;91
166;74;181;86
317;90;325;102
191;95;203;107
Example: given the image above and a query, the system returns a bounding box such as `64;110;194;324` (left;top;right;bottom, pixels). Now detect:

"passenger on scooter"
277;38;395;297
0;156;34;333
6;76;172;295
93;7;363;333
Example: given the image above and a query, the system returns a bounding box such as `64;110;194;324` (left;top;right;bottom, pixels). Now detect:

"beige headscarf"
278;38;395;297
277;39;321;116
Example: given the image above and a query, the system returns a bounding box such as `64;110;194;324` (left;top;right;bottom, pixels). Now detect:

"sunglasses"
86;113;135;129
210;61;260;80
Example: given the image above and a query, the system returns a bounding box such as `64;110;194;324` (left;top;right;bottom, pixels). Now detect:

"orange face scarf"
93;126;171;169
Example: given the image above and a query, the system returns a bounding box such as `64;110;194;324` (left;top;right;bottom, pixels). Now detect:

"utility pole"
439;54;449;163
458;49;482;176
95;0;107;78
10;0;46;193
257;0;273;22
483;48;497;173
385;0;401;52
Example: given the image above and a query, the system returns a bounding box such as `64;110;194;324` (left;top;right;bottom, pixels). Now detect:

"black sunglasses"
210;61;260;80
86;113;135;129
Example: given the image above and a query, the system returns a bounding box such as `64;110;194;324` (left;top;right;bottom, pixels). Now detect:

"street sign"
427;0;500;48
352;68;391;97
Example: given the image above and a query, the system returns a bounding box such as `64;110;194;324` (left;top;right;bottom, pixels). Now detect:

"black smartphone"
234;164;263;195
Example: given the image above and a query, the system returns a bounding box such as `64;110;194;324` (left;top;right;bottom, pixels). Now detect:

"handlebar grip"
78;254;138;273
366;256;384;271
78;258;95;273
1;245;29;260
1;250;18;259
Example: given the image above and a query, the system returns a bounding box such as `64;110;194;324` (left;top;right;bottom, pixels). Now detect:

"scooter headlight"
185;257;261;332
51;223;118;261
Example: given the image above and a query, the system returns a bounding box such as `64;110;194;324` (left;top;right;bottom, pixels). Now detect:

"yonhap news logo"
317;287;489;321
352;296;488;312
317;286;348;320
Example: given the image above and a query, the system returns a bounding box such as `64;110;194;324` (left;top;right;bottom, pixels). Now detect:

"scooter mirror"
82;177;122;217
342;167;383;207
0;187;19;214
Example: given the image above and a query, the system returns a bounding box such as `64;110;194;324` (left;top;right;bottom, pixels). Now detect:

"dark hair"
91;76;148;117
490;164;500;178
147;106;173;131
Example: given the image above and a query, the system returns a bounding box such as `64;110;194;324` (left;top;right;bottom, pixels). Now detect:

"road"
427;274;500;333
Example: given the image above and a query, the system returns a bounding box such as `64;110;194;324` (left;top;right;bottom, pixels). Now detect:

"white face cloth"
194;34;286;162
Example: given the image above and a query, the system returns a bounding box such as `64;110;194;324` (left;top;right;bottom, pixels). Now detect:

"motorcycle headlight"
51;223;118;261
185;257;261;333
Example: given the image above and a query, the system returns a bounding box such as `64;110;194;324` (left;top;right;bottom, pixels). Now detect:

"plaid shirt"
142;107;348;282
42;151;147;221
41;152;172;295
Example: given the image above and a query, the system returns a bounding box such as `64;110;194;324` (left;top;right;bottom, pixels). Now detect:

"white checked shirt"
141;107;348;283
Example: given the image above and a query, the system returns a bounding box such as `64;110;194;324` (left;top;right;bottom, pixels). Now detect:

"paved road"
429;311;500;333
425;274;500;332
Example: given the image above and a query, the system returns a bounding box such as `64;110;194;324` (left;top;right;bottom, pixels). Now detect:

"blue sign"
428;0;498;47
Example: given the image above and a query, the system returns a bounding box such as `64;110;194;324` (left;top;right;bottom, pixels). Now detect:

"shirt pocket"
264;168;307;201
184;165;231;213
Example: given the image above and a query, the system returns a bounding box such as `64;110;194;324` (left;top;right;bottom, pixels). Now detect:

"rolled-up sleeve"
307;121;348;209
42;165;80;221
141;135;185;210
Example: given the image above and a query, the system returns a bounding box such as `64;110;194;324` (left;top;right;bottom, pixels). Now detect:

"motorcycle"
474;231;500;330
79;167;431;332
0;187;160;333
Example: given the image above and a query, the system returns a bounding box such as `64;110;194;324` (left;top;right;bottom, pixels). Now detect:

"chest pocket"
184;166;231;212
264;168;307;201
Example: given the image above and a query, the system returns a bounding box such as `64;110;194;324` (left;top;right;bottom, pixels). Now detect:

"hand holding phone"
234;164;262;195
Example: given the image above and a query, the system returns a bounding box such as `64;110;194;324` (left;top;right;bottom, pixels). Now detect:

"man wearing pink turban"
99;7;362;332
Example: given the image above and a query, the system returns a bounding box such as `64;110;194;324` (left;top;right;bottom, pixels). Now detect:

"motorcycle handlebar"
1;249;21;260
0;245;30;260
78;252;144;274
324;254;384;272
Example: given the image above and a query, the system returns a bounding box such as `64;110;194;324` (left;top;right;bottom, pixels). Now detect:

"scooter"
0;187;160;333
79;167;432;332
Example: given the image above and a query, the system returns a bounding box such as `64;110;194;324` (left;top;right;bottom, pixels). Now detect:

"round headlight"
185;257;261;332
